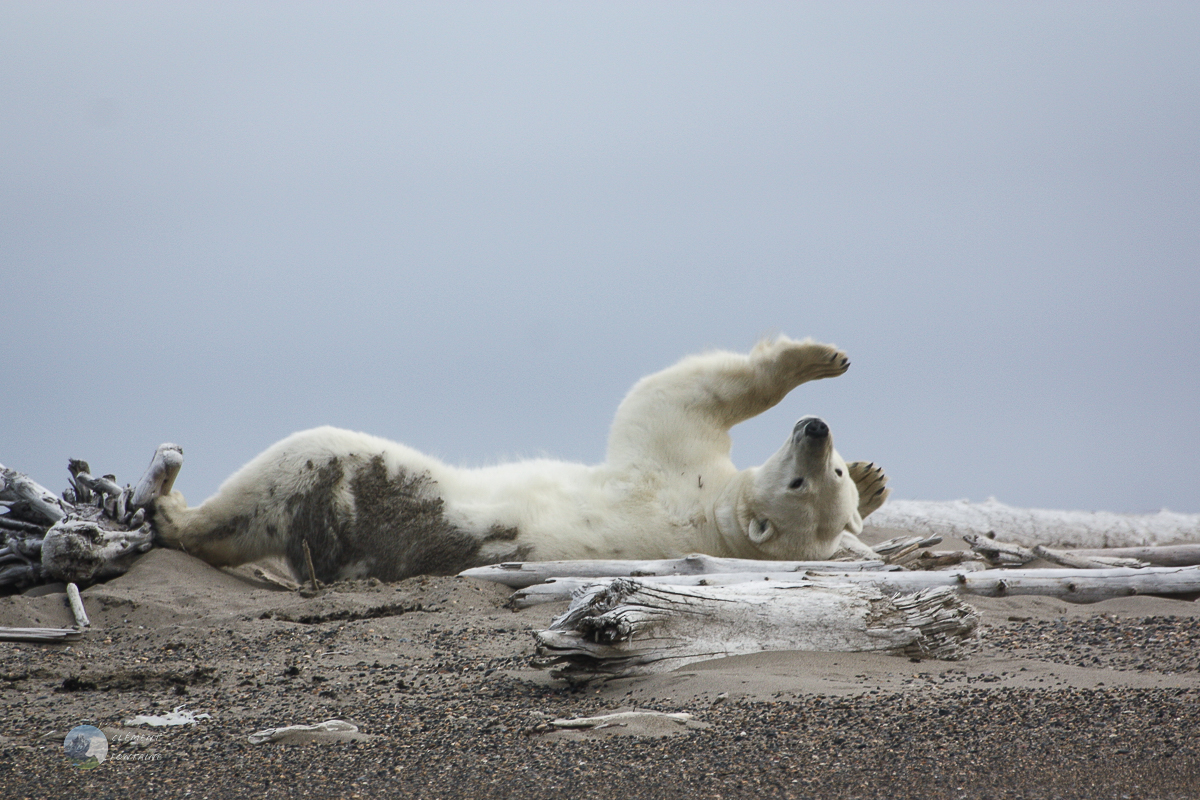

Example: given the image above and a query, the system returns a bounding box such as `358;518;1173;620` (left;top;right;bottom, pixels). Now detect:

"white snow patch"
866;498;1200;549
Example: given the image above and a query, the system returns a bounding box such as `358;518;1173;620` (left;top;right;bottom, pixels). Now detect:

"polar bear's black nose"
802;419;829;439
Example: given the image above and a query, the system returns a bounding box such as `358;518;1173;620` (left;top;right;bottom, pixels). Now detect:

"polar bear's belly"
279;455;532;582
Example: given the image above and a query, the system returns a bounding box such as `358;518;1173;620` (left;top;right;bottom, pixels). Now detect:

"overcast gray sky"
3;2;1197;514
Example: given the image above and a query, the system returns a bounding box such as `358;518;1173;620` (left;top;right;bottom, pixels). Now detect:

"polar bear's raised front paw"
766;338;850;384
847;461;890;519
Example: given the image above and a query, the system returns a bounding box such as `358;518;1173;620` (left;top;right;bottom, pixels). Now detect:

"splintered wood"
532;578;978;682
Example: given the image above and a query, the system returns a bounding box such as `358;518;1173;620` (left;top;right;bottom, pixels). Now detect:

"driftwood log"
963;533;1200;569
532;579;978;681
0;626;82;643
1069;544;1200;567
459;554;891;589
0;463;66;526
508;565;1200;608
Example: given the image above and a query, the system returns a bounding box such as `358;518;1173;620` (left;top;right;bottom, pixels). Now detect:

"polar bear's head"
717;416;862;560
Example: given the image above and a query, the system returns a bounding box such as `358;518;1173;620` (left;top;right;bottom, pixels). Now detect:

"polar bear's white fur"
152;336;889;582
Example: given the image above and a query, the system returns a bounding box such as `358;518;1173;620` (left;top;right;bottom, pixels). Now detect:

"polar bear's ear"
748;517;776;544
844;508;864;535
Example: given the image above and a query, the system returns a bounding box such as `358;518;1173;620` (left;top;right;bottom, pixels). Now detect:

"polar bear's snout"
794;417;829;440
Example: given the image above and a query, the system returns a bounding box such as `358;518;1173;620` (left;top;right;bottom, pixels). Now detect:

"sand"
2;534;1199;799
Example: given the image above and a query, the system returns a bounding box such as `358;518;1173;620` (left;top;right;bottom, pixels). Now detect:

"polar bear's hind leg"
153;447;531;583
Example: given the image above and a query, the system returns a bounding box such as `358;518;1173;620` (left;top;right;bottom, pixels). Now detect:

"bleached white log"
869;498;1200;548
0;463;66;524
0;626;83;642
962;532;1038;566
511;572;912;608
511;566;1200;608
1031;544;1146;570
66;582;90;628
952;566;1200;602
41;518;154;583
510;573;809;608
70;469;124;501
802;567;1200;602
533;580;978;681
965;533;1166;569
0;515;49;536
130;443;184;509
460;553;890;589
1068;544;1200;567
912;550;988;569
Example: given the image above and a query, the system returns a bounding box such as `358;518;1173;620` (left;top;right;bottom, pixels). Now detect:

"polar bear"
144;336;889;582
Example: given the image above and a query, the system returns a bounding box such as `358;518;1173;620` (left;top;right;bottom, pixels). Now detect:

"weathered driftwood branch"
129;443;184;509
0;515;49;536
0;626;83;642
66;582;90;628
510;573;818;609
459;553;890;589
964;533;1183;569
815;567;1200;603
963;532;1038;566
1031;544;1146;570
870;534;943;567
1068;544;1200;567
41;518;155;584
68;466;134;524
511;566;1200;608
867;534;993;570
0;563;42;587
912;549;987;569
0;463;66;525
532;579;978;681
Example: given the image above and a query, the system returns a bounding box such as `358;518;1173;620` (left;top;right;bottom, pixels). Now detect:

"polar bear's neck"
710;470;764;558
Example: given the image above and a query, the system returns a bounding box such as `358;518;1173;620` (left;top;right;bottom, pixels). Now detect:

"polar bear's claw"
847;460;890;519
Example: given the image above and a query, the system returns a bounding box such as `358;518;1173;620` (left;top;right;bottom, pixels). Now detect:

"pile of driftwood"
462;533;1200;682
0;445;182;592
0;455;170;642
0;447;192;642
0;460;157;590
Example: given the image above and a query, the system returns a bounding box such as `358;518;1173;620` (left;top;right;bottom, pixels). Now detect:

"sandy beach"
3;529;1199;799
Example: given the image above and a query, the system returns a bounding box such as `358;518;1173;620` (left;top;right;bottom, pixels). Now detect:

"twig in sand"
302;539;320;591
66;582;90;628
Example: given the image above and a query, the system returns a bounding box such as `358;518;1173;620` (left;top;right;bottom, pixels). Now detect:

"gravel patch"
2;552;1198;799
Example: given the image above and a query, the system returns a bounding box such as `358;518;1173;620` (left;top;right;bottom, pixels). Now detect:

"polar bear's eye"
835;468;843;477
788;477;804;490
